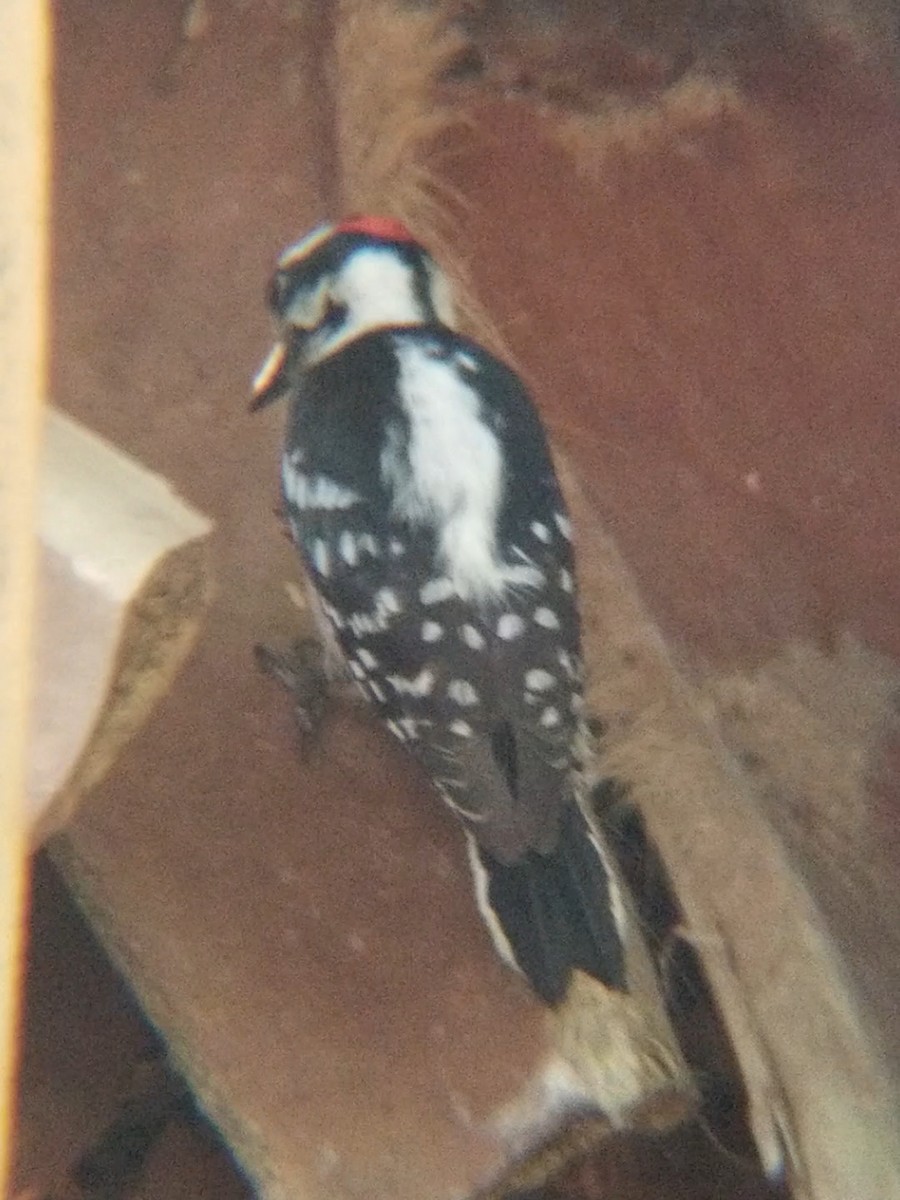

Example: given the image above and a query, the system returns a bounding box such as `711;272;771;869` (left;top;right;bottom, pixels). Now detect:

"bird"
250;214;627;1005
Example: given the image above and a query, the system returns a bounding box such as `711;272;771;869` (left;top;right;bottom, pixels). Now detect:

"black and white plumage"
251;215;626;1005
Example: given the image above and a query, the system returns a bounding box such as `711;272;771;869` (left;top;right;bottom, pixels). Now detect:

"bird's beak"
249;340;289;411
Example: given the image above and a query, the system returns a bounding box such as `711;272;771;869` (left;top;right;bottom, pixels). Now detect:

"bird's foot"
254;637;330;744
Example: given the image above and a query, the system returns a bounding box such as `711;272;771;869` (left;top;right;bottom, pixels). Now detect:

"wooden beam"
0;0;50;1190
29;410;213;844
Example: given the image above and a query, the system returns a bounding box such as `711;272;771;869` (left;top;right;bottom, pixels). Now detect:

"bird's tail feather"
468;802;627;1005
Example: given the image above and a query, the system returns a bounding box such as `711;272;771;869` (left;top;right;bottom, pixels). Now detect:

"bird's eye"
322;297;347;327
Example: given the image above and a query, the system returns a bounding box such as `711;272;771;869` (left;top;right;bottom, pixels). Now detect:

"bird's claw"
254;638;329;742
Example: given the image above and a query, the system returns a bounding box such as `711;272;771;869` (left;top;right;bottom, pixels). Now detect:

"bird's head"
250;215;455;410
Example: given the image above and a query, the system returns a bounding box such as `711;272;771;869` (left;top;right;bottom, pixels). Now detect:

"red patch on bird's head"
334;214;417;244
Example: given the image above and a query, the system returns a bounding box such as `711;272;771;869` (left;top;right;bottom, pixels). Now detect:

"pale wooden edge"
30;410;214;841
30;536;214;845
39;409;212;602
0;0;49;1190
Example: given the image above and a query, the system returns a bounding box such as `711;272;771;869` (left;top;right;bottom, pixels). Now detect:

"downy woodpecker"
251;215;626;1005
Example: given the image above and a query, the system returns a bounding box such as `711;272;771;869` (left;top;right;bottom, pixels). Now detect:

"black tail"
470;802;628;1005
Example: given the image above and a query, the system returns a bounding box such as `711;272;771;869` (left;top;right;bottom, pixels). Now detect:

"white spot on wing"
387;667;435;697
348;612;382;636
525;669;555;692
554;512;572;540
557;649;582;681
533;606;561;629
398;716;423;740
503;564;545;590
346;589;402;635
497;613;525;640
531;520;551;543
420;577;455;605
504;551;544;594
375;588;401;616
339;531;358;566
540;706;561;728
312;539;330;576
447;679;479;707
283;464;360;512
459;624;485;650
421;620;444;642
449;719;474;737
559;568;573;593
357;649;378;670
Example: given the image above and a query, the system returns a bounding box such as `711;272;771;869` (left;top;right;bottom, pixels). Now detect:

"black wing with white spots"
276;325;625;1004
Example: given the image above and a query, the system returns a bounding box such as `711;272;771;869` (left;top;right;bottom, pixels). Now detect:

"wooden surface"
40;1;900;1198
0;0;49;1191
30;410;213;842
13;854;253;1200
47;7;614;1198
443;63;900;1198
